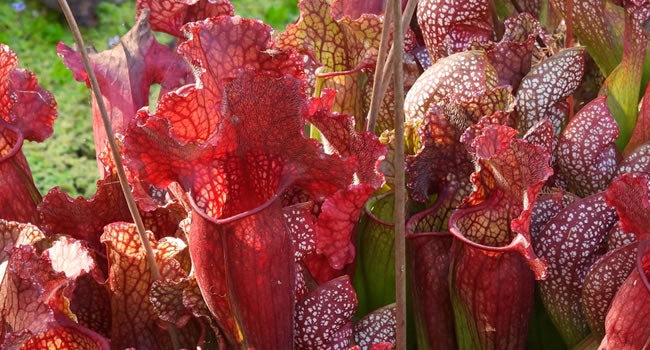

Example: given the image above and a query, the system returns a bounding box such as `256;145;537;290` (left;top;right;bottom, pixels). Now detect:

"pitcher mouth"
0;119;25;163
446;190;523;251
448;200;548;279
405;185;458;236
406;231;452;240
188;181;293;225
363;192;394;227
406;205;454;239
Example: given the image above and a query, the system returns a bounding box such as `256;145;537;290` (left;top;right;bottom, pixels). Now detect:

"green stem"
390;0;407;347
365;1;394;133
310;75;325;140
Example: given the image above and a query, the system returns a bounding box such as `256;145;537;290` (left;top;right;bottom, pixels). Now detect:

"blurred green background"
0;0;298;197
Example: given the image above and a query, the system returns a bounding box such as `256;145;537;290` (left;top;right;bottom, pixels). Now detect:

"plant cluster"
0;0;649;349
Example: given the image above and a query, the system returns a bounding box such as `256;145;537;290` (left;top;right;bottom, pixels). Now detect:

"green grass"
0;0;297;198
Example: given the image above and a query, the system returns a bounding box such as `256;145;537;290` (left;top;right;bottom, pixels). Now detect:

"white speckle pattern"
617;142;650;174
405;51;495;124
606;223;638;251
294;276;357;350
529;189;578;240
581;242;638;335
515;48;584;135
353;304;396;349
523;119;557;164
282;202;317;262
556;96;620;197
413;45;432;70
417;0;491;60
534;193;617;344
295;263;309;300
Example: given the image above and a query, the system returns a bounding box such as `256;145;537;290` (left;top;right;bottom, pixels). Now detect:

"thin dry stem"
378;0;419;111
390;0;407;348
55;1;181;348
489;0;505;40
365;0;394;133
